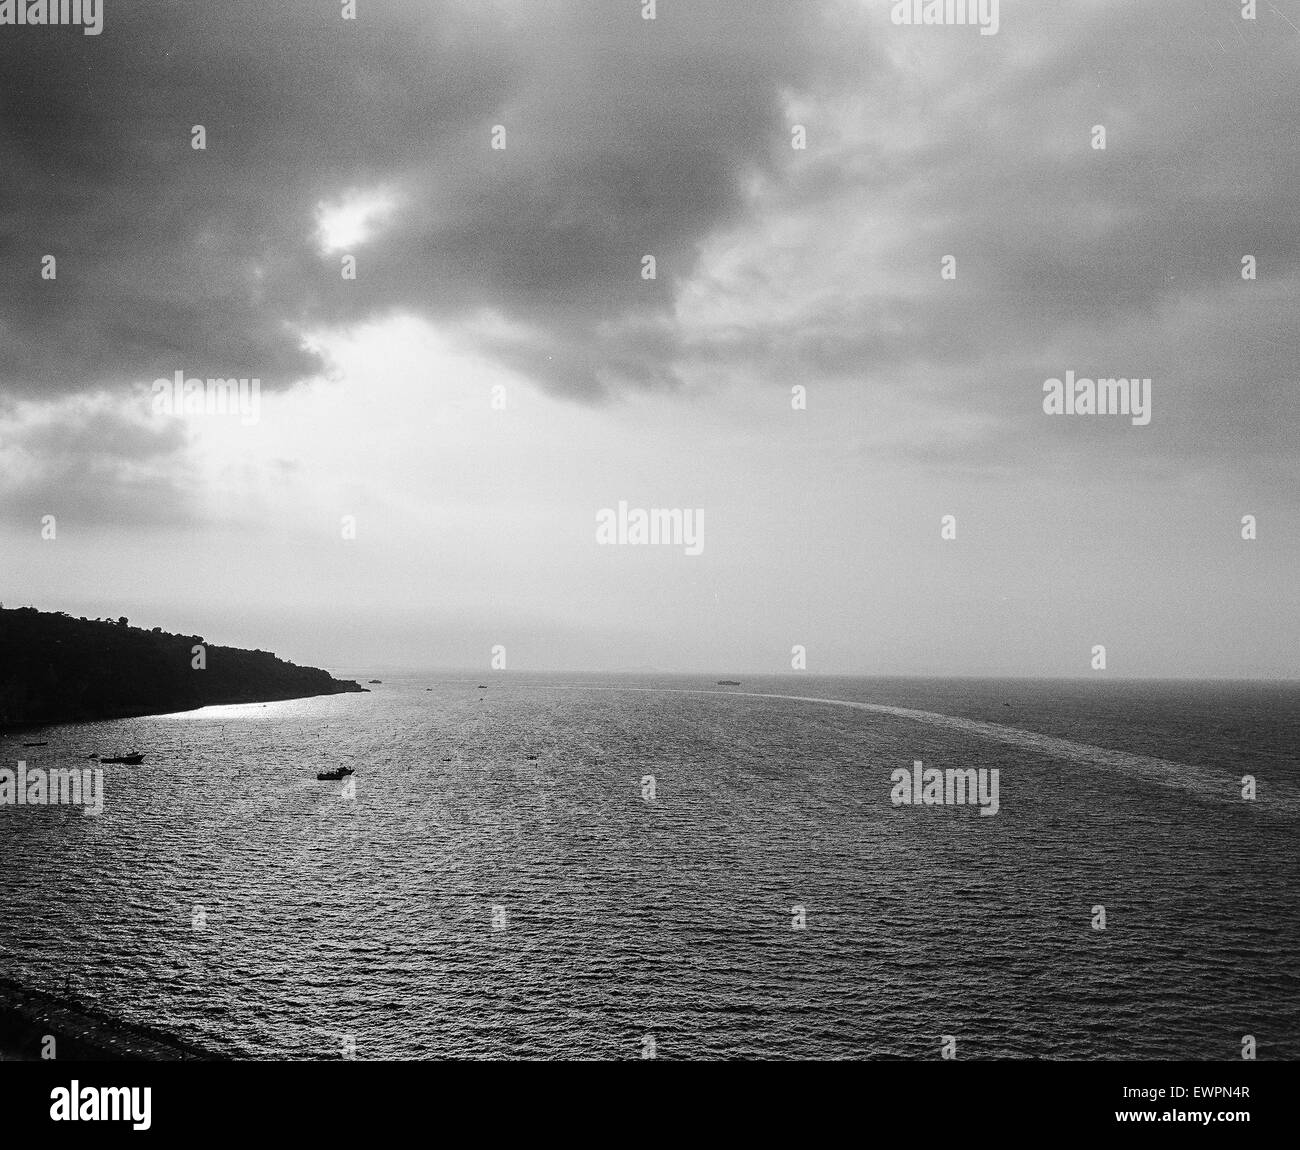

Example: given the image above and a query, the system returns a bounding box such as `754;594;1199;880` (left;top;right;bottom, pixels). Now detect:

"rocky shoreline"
0;978;226;1061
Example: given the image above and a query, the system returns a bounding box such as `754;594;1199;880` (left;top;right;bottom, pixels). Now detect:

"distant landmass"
0;607;366;727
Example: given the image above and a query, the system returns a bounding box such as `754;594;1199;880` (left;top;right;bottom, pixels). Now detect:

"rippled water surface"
1;674;1297;1059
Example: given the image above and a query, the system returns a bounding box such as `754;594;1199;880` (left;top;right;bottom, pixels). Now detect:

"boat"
21;741;48;747
716;680;741;686
317;766;355;781
368;680;383;684
477;685;487;689
100;753;144;765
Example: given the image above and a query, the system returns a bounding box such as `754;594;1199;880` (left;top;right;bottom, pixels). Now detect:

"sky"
0;0;1297;677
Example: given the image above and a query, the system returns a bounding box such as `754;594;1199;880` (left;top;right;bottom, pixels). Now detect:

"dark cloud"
0;0;851;401
669;1;1300;478
0;0;1296;494
0;395;193;526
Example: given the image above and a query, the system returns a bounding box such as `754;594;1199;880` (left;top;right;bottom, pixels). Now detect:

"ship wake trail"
533;685;1294;816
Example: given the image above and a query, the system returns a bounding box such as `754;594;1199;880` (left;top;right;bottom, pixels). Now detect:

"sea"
1;674;1296;1060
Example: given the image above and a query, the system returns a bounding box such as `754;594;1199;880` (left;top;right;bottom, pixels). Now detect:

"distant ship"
368;679;383;684
317;766;355;781
716;680;741;686
100;753;144;765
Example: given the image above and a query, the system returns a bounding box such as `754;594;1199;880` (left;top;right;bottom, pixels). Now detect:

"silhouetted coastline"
0;607;366;727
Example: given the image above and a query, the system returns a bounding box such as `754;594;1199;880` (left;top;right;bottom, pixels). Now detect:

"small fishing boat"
317;766;355;781
716;680;741;686
100;753;144;765
21;741;48;747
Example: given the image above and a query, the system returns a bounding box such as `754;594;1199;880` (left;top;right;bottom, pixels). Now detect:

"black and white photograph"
0;0;1295;1135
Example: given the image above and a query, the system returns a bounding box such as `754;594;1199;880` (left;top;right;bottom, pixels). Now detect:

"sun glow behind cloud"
315;188;399;254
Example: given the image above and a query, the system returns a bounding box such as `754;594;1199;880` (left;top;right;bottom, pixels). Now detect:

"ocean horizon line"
328;667;1300;685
